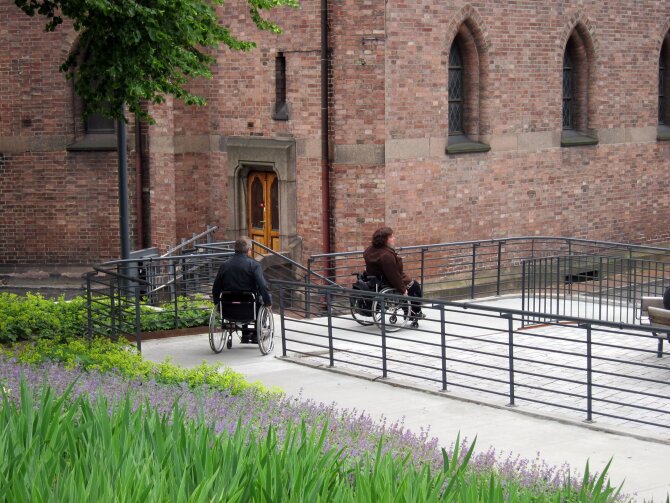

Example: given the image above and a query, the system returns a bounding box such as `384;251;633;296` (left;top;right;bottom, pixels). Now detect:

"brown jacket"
363;245;411;293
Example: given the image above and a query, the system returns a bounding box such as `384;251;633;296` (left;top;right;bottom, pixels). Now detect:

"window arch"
660;36;669;127
446;21;490;154
66;46;117;151
562;46;575;129
448;42;464;134
660;34;670;141
560;25;597;146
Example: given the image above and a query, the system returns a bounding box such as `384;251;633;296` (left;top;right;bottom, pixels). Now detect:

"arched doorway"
247;171;279;252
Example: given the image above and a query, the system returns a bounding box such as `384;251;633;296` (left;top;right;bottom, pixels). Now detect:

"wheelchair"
350;272;413;332
208;291;274;355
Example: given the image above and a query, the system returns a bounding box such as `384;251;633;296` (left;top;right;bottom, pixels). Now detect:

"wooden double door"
247;171;279;252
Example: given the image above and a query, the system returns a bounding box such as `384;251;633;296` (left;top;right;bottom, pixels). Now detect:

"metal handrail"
308;235;670;259
271;279;656;333
161;225;218;257
198;239;339;287
274;278;670;432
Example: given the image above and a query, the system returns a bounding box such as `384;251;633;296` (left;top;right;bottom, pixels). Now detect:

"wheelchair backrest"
219;291;256;322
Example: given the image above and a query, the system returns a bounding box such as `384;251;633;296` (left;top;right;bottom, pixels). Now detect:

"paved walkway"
283;297;670;438
142;325;670;502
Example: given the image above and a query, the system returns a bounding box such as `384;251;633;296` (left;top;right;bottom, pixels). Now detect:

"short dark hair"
234;239;249;254
372;227;393;248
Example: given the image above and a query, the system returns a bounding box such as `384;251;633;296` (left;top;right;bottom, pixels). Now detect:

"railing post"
556;256;561;318
420;248;426;293
580;323;593;423
440;305;447;391
279;284;287;357
134;280;142;353
626;247;632;305
583;323;593;422
380;298;387;378
505;313;515;406
86;274;93;342
173;262;179;329
496;240;504;296
326;290;334;367
109;282;116;341
470;243;479;299
306;258;312;319
598;256;603;322
521;261;526;327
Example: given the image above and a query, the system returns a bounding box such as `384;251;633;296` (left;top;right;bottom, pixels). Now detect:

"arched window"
562;48;574;129
273;52;288;121
561;27;597;147
660;36;670;141
446;24;490;154
448;42;464;134
67;46;117;151
660;41;668;125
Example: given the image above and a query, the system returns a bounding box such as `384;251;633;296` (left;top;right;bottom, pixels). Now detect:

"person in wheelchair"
363;226;424;324
212;238;272;343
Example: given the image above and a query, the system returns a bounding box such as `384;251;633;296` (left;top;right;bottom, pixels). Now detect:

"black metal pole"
440;305;447;391
86;273;92;342
279;284;287;357
117;115;131;261
585;323;593;422
380;298;387;378
326;290;334;367
470;243;478;299
506;314;515;406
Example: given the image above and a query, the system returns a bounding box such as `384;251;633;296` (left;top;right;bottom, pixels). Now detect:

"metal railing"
307;236;670;302
161;225;218;257
275;279;670;433
521;255;670;326
85;240;336;346
85;251;233;349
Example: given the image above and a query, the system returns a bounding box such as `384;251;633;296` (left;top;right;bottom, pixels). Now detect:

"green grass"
0;380;624;502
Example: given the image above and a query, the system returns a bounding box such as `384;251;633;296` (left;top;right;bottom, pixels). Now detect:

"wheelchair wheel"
257;305;275;355
350;295;375;326
209;305;229;353
371;287;410;333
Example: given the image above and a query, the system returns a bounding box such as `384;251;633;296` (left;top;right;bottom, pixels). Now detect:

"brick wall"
1;0;669;267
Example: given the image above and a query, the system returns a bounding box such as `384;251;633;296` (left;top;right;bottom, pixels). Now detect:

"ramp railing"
275;279;670;434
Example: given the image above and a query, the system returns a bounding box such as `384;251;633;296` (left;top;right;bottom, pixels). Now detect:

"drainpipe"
320;0;332;257
134;114;144;249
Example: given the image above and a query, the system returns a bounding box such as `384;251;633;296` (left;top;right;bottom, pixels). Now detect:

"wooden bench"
641;296;670;357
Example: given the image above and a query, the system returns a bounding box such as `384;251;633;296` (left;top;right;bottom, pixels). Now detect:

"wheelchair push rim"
208;305;231;353
372;288;411;333
257;306;275;355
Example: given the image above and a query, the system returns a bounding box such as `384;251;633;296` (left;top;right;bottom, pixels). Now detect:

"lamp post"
117;114;130;261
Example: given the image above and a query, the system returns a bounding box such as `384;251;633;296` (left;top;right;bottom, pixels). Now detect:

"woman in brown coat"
363;226;424;321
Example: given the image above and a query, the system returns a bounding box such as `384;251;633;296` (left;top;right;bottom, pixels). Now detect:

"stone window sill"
658;125;670;141
446;135;491;155
561;130;598;147
67;134;117;152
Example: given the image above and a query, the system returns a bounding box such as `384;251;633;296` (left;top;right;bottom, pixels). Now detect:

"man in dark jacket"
212;238;272;342
363;226;424;322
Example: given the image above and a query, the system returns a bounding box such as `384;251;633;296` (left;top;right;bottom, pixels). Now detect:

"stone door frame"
225;136;298;254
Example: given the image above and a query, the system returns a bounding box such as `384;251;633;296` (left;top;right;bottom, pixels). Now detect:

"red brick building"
1;1;669;267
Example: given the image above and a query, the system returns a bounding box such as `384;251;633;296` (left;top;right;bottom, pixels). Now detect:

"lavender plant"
0;356;626;501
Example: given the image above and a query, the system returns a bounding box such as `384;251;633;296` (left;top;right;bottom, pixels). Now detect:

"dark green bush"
0;292;212;344
0;293;87;343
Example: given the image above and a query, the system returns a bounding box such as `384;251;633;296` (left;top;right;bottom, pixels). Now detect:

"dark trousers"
407;281;423;316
